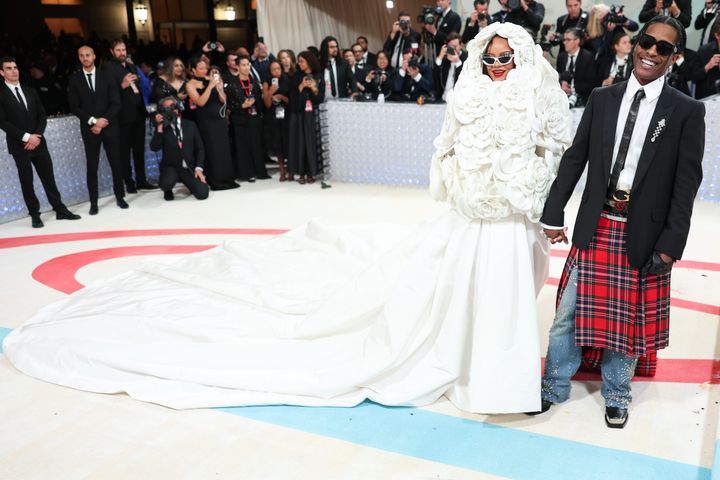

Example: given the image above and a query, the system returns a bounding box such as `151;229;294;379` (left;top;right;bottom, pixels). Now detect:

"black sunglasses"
636;33;677;57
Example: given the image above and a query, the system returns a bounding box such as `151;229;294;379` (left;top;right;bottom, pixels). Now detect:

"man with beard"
319;36;358;99
102;39;158;193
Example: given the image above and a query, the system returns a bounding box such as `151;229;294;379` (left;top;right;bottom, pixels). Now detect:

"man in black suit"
534;17;704;428
491;0;546;38
355;36;377;70
434;32;467;102
639;0;693;28
0;57;81;228
422;0;462;58
556;28;598;106
666;47;697;95
690;20;720;98
461;0;492;45
344;48;367;94
392;51;435;101
102;39;157;193
549;0;588;54
150;97;209;201
319;36;358;100
385;12;422;70
695;0;719;46
68;46;128;214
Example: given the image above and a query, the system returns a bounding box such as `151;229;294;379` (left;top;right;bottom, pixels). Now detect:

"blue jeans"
541;267;639;408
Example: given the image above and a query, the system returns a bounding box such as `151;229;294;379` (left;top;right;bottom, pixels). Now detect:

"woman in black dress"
226;54;269;182
186;57;239;190
287;51;325;185
262;60;291;181
151;56;188;106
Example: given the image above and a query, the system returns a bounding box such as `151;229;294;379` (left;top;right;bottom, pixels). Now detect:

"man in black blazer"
491;0;546;38
102;39;157;193
423;0;462;56
319;36;358;100
695;1;719;46
434;33;467;101
354;36;377;70
534;18;705;428
68;46;127;214
556;28;598;106
149;97;209;201
392;51;435;101
0;57;81;228
690;21;720;98
384;12;422;70
639;0;693;28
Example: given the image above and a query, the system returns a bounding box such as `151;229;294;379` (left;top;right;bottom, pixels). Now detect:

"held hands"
95;118;109;129
121;73;137;89
439;44;448;60
543;227;569;245
706;54;720;72
24;134;42;151
242;97;256;108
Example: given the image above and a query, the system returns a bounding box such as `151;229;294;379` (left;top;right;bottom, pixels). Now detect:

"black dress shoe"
137;181;159;190
164;190;174;201
525;399;553;416
31;216;44;228
248;177;256;183
605;407;628;429
56;210;81;220
126;182;138;194
89;204;99;215
116;198;129;209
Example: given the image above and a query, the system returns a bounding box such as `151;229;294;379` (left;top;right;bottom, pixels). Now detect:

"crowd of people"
0;0;719;228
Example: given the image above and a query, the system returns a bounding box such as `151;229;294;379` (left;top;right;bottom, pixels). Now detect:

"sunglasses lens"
656;41;675;56
498;55;513;65
481;55;494;65
638;34;675;56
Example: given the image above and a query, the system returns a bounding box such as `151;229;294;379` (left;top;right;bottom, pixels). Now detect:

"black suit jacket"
434;10;462;54
102;59;146;124
326;59;358;98
68;69;121;131
690;41;720;99
556;48;598;104
0;84;48;155
639;0;692;27
541;82;705;267
491;2;545;36
358;52;377;70
150;119;205;171
384;30;422;68
435;51;468;93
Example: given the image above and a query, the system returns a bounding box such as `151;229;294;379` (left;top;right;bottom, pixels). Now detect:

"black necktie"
568;55;575;75
608;88;645;195
329;64;337;97
87;73;94;93
15;86;27;110
616;64;625;80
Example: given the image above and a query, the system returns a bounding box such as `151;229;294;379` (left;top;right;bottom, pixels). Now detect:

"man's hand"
543;227;569;244
469;11;478;26
519;0;529;11
24;134;42;151
391;21;401;35
439;44;448;60
90;125;103;135
195;169;206;184
216;41;225;53
242;97;255;108
658;252;673;264
121;73;137;89
447;52;461;63
655;0;663;13
668;1;680;16
602;76;614;86
95;117;109;129
706;54;720;72
424;23;437;34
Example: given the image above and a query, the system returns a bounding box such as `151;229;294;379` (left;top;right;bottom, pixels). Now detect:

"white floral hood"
429;22;572;222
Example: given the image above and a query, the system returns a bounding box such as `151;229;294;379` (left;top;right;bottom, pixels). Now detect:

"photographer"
586;4;639;60
462;0;492;45
556;28;597;106
384;11;421;70
666;47;697;95
434;32;467;101
598;31;633;86
491;0;545;38
691;20;720;98
363;51;394;99
550;0;588;53
392;49;434;101
251;41;275;84
421;0;462;58
150;96;209;201
639;0;692;28
695;0;720;46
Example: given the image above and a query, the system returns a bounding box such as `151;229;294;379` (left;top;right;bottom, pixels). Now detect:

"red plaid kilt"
556;212;671;376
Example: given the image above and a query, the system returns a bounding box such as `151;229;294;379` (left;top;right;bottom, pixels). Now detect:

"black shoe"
137;181;159;190
56;209;81;220
248;177;256;183
89;204;99;215
31;215;44;228
525;399;553;416
605;407;628;429
164;190;174;201
126;182;138;194
116;198;129;209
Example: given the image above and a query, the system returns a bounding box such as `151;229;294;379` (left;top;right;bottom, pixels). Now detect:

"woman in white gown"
4;23;571;414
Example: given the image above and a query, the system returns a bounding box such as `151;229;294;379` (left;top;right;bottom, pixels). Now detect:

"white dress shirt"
324;59;339;99
83;67;99;125
435;55;463;101
5;81;31;142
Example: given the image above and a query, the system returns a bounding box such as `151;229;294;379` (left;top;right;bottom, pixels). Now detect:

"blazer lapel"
632;85;676;190
602;82;626;182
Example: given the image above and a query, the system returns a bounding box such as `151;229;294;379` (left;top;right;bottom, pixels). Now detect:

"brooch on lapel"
650;118;666;143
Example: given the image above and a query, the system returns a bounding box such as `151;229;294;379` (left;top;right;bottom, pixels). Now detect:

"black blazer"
434;10;463;53
102;59;146;123
556;48;598;104
384;30;422;68
490;2;546;36
435;51;468;93
150;119;205;171
690;41;720;99
0;84;48;155
358;52;377;70
541;82;705;267
325;59;358;98
667;48;697;96
639;0;692;27
68;69;121;131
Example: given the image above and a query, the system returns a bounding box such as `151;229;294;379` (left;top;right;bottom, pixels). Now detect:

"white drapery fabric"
256;0;426;54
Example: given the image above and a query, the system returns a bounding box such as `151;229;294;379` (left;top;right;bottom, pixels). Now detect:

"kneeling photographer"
434;33;467;102
150;96;209;201
363;51;395;99
392;49;435;101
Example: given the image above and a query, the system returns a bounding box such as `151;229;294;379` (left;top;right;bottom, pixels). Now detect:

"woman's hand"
242;97;256;108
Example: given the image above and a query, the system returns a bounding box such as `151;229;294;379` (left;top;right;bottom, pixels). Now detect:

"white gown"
3;23;572;414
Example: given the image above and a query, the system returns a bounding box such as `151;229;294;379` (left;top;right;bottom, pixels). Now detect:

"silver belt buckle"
612;189;631;203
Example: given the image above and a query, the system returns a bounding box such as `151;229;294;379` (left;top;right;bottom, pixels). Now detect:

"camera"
370;69;387;84
157;100;180;127
447;45;456;55
208;42;218;50
399;19;410;30
407;55;421;70
539;24;562;52
507;0;521;9
417;6;439;25
604;5;626;25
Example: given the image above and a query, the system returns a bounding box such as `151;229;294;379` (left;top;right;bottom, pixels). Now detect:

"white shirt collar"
626;72;664;104
5;80;20;89
83;66;96;75
442;7;451;16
